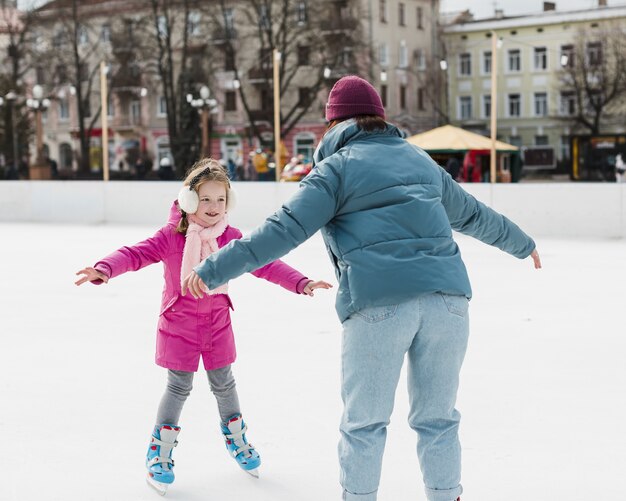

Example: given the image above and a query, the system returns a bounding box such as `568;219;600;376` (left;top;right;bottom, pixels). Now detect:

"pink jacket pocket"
159;294;180;316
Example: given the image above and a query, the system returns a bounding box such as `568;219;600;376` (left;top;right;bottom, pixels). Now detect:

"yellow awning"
406;125;518;152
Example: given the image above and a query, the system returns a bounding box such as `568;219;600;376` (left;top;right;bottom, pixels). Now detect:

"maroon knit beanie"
325;75;385;122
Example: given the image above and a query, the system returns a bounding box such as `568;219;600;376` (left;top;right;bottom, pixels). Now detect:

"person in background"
183;76;541;501
615;153;625;183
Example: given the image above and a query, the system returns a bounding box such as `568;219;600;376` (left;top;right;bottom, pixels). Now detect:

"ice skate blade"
146;475;169;496
245;468;259;478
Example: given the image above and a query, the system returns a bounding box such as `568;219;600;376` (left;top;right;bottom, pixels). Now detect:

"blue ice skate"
145;424;180;495
221;414;261;478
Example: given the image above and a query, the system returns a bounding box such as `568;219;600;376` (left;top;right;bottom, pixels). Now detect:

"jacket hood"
312;119;404;168
168;201;183;226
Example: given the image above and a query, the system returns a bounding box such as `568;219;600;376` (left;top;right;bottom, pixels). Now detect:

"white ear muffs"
178;185;237;214
177;186;200;214
226;187;237;212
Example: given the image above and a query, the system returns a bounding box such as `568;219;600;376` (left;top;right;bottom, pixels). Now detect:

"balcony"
210;27;237;45
248;66;271;84
320;16;359;34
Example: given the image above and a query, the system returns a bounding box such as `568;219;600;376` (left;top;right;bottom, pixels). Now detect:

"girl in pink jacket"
75;159;331;494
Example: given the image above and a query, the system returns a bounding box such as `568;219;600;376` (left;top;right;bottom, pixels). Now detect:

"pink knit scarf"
180;214;229;294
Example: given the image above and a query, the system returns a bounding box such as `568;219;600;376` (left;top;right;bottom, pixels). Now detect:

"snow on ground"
1;222;625;501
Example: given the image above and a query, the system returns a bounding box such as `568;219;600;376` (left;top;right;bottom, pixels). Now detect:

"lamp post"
100;61;110;181
26;85;52;179
489;31;503;184
1;91;19;177
188;85;218;157
273;49;282;181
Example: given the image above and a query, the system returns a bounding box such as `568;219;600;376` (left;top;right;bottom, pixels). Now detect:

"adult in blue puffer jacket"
184;76;541;501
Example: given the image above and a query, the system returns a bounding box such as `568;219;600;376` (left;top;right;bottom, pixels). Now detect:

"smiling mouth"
206;212;219;217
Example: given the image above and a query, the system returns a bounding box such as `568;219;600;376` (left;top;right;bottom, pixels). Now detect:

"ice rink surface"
1;222;625;501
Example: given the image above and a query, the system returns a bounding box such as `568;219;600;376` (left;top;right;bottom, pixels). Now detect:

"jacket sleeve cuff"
296;277;311;295
92;263;112;285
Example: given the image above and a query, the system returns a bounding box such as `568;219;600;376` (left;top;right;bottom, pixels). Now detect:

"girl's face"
195;180;227;226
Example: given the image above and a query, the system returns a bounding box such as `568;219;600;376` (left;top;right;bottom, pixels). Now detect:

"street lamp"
26;84;52;178
188;85;219;157
1;91;20;177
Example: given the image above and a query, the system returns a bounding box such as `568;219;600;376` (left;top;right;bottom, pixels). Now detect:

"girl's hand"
530;249;542;269
75;267;108;286
182;270;206;299
303;280;333;297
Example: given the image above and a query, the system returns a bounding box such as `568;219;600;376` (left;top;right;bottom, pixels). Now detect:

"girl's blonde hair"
176;158;231;234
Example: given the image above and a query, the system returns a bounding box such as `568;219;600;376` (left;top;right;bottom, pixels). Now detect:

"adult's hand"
75;267;108;286
182;270;206;299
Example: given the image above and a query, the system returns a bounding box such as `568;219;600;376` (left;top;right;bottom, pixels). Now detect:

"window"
158;96;167;116
296;1;308;24
298;87;310;108
224;8;235;33
187;11;201;36
417;87;425;111
379;0;387;22
482;94;491;118
130;100;141;124
415;48;426;70
560;135;571;161
78;25;89;46
380;85;387;107
399;85;407;110
417;7;423;29
56;64;68;84
587;42;602;66
399;3;405;26
58;98;69;120
459;96;472;120
157;139;172;167
259;5;270;29
508;49;521;72
560;44;574;67
379;43;388;66
101;23;111;43
399;41;408;68
53;30;65;49
82;97;91;118
157;15;168;37
79;63;89;82
298;45;310;66
534;47;547;70
294;133;315;162
508;93;521;117
459;53;471;76
560;91;575;116
534;92;548;116
483;51;492;75
535;135;549;146
107;94;114;118
225;91;237;111
60;143;73;169
225;51;235;71
509;136;522;148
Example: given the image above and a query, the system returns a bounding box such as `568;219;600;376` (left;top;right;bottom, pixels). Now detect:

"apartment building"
24;0;440;176
442;2;626;173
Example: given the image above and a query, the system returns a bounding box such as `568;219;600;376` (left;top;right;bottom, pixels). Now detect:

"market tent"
406;124;518;153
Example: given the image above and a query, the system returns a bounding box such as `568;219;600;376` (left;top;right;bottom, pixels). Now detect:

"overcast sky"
441;0;624;18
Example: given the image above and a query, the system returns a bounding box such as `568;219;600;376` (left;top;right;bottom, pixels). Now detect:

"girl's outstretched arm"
75;267;109;286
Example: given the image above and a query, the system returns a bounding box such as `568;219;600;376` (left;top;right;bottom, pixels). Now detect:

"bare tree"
32;0;109;174
1;0;37;175
558;24;626;135
136;0;212;177
209;0;367;146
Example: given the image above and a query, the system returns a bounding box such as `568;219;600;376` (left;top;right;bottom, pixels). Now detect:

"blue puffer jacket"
195;120;535;322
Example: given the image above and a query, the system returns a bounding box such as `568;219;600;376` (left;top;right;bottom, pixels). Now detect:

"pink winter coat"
93;202;308;372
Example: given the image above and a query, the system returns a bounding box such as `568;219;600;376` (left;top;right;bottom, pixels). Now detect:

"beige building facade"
22;0;441;177
443;3;626;173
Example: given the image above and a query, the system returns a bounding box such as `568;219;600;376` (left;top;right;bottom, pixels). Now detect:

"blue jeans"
340;293;469;501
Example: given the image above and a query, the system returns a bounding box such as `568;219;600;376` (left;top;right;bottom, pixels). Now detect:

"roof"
405;125;518;153
444;4;626;33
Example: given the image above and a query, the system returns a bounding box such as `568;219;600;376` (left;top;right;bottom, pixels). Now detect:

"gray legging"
156;365;241;425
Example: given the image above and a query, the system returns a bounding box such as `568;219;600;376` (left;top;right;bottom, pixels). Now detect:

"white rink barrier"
0;180;625;238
